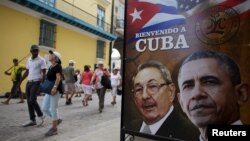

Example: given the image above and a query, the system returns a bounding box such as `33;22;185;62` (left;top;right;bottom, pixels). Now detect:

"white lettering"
148;37;160;51
161;36;174;50
135;28;179;38
134;35;190;52
211;129;247;137
174;34;189;49
180;26;186;32
135;39;146;52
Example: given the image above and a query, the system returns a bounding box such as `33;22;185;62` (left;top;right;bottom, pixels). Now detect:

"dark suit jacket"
126;108;200;141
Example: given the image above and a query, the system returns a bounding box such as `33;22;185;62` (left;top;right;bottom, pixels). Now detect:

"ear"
168;83;176;102
235;83;249;105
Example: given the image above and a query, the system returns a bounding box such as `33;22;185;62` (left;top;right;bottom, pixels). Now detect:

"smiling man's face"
178;58;239;127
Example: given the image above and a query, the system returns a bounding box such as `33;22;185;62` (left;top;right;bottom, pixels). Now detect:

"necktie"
142;125;151;134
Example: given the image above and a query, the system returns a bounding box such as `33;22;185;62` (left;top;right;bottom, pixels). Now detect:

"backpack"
74;74;77;82
100;74;112;89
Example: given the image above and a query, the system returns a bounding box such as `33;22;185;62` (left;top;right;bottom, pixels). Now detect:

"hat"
30;45;39;51
97;60;104;64
69;59;76;64
49;50;61;60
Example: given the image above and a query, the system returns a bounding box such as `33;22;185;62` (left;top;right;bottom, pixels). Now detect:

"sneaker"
37;115;45;126
45;128;57;136
57;119;62;126
22;121;36;127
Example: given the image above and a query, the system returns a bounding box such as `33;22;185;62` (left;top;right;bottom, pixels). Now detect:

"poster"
122;0;250;141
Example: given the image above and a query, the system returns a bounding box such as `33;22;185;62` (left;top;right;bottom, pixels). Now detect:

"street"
0;90;121;141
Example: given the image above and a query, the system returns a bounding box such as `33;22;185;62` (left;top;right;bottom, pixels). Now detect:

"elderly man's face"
178;58;240;127
133;67;175;124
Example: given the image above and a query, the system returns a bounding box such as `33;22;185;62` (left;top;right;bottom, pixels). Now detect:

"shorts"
64;83;76;93
82;84;93;95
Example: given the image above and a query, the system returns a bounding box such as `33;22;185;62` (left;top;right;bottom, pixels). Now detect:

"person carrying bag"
41;50;63;136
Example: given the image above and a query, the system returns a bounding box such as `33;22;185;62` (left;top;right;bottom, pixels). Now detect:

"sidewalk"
0;90;121;141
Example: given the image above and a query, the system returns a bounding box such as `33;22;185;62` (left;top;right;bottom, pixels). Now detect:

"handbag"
40;79;55;94
117;87;122;96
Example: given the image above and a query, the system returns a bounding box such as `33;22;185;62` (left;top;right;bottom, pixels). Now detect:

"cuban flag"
127;0;186;42
126;0;250;42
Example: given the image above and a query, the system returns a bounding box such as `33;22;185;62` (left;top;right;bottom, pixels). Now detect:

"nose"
191;83;207;100
142;86;150;99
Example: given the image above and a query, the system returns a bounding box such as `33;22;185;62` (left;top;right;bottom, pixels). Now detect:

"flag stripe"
139;0;178;8
141;18;185;32
143;13;185;28
217;0;246;8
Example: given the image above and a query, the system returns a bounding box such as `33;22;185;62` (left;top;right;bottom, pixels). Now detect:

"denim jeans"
42;92;60;121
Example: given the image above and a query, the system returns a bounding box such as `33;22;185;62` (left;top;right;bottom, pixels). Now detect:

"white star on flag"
130;8;143;23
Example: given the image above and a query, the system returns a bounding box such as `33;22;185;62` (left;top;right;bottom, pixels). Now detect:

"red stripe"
218;0;246;8
240;8;250;21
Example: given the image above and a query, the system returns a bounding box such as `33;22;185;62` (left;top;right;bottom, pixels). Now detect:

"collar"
140;106;174;134
231;120;243;125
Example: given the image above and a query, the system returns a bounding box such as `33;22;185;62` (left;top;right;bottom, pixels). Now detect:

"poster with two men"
121;0;250;141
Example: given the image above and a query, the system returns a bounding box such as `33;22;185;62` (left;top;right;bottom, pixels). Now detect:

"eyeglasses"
132;82;167;97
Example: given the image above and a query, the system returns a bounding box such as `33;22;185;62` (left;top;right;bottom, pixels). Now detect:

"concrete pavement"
0;90;121;141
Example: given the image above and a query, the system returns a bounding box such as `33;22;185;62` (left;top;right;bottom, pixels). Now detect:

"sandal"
82;100;87;106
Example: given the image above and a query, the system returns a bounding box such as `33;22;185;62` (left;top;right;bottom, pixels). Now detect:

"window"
97;6;105;29
96;40;105;59
116;4;124;28
39;20;56;48
38;0;56;7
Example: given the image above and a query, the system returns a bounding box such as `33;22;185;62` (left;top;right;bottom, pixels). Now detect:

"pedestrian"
42;50;63;136
18;45;46;127
2;58;26;104
81;65;93;106
90;61;109;113
74;69;82;97
110;68;122;105
63;60;76;105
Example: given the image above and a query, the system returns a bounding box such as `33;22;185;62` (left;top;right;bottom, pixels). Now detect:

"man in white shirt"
19;45;47;127
177;51;249;141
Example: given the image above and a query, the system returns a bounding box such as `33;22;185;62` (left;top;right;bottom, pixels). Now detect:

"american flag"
126;0;250;42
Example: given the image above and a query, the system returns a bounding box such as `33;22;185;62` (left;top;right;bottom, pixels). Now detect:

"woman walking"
80;65;93;106
110;68;121;105
42;50;63;136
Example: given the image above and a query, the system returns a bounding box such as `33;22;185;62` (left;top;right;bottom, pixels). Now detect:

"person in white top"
18;45;47;127
90;61;109;113
110;68;121;105
177;51;249;141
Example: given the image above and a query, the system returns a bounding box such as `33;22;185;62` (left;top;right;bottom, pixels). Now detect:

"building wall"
0;5;40;93
0;3;111;93
57;0;112;29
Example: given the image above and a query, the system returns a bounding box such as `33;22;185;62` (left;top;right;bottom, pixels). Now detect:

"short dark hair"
13;58;18;62
133;60;172;84
178;51;241;85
